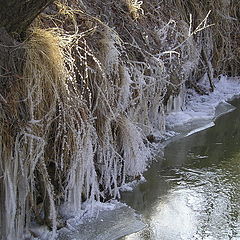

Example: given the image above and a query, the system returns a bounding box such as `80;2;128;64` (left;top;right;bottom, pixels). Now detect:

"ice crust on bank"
57;200;145;240
166;75;240;133
29;200;146;240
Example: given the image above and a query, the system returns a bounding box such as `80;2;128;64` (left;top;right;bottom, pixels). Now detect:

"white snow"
120;176;146;192
166;75;240;135
185;122;215;137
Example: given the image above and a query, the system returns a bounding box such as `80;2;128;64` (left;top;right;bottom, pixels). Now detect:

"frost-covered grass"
0;0;240;239
53;75;240;239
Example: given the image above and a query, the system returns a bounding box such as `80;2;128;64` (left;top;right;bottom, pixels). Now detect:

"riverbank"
121;83;240;240
165;75;240;140
1;1;239;239
31;75;240;240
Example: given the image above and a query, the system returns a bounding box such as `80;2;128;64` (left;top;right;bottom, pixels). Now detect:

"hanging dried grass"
0;0;239;239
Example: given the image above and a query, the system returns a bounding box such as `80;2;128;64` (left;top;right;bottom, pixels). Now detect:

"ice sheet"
57;203;145;240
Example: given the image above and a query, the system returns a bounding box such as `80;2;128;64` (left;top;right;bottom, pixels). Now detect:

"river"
121;98;240;240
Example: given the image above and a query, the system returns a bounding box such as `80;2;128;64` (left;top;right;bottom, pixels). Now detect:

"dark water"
121;99;240;240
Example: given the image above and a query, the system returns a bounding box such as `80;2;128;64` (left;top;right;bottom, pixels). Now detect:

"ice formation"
0;1;239;239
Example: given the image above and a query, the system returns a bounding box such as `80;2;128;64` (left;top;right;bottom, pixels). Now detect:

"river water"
121;98;240;240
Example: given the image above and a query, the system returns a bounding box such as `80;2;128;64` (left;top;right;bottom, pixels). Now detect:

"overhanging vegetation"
0;0;239;239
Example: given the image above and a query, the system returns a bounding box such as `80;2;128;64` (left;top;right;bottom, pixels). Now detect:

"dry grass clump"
0;2;152;239
125;0;144;19
0;17;98;238
22;24;105;237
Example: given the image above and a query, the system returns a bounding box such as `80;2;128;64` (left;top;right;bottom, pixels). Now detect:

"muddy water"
121;98;240;240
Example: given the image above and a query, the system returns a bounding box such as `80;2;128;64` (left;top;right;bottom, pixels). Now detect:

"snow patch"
186;122;215;137
166;75;240;135
120;176;146;192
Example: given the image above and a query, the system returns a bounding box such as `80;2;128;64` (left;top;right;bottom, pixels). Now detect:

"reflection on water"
121;99;240;240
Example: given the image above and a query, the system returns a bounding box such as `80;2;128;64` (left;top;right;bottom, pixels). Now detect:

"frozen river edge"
32;76;240;240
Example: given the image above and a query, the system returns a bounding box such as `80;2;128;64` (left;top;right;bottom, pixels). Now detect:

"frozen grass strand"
118;115;151;177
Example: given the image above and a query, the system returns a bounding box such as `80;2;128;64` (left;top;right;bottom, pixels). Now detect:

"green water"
121;98;240;240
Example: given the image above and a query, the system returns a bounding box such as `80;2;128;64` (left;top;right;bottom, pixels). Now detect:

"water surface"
121;98;240;240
